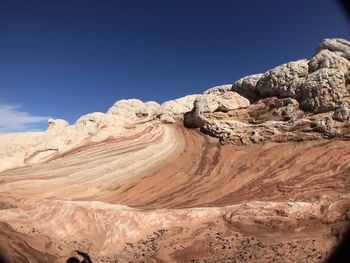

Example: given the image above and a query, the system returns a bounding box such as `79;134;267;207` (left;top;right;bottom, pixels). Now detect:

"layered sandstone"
0;38;350;263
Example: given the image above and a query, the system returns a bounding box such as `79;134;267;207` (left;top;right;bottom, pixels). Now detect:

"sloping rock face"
0;38;350;263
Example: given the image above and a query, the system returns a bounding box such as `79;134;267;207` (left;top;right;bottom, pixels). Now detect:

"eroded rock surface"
1;38;350;263
184;92;250;128
184;38;350;145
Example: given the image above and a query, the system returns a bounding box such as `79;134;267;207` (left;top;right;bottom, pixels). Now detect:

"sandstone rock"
231;61;309;103
204;84;233;95
184;92;249;128
231;73;263;102
160;95;199;115
250;131;261;144
107;99;148;119
323;198;350;223
308;49;350;74
195;93;338;144
107;99;162;121
311;115;337;138
1;38;350;263
183;95;219;128
47;119;69;130
159;114;176;124
218;92;251;111
333;102;350;122
0;110;147;172
314;38;350;60
272;98;300;120
193;95;220;113
159;94;200;123
229;39;350;117
255;60;309;99
75;112;119;135
144;101;161;117
223;201;323;229
298;68;347;113
160;101;188;116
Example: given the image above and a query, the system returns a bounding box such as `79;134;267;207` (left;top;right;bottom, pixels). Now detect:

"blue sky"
0;0;349;132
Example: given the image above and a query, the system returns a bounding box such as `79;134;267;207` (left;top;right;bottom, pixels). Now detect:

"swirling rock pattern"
1;38;350;262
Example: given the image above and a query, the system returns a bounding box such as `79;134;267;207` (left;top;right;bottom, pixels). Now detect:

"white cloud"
0;104;50;133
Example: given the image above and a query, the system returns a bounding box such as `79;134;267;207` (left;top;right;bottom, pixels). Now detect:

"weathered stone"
184;92;250;128
231;73;263;102
1;38;350;263
308;49;350;74
333;103;350;122
159;95;199;123
255;60;309;99
107;99;148;119
204;84;233;95
47;119;69;130
272;98;300;120
314;38;350;60
159;114;176;124
144;101;161;117
298;68;347;113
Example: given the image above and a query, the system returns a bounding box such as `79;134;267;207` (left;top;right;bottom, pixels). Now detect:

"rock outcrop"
256;59;309;99
107;99;160;120
204;84;233;95
0;38;350;263
183;38;350;145
184;92;250;128
158;94;200;123
107;95;201;124
230;73;263;102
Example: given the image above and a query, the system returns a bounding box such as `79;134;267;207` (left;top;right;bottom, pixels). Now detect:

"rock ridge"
0;38;350;262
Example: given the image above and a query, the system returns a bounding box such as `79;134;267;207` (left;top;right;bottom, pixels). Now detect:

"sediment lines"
0;123;349;262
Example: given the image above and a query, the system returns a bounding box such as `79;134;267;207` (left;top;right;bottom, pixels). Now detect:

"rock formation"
183;38;350;145
0;38;350;263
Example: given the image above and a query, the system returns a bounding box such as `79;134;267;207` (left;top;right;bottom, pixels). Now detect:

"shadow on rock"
66;250;92;263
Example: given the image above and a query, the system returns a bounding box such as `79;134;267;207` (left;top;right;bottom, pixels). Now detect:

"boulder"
159;95;200;123
255;60;309;99
144;101;161;117
308;49;350;74
231;61;309;103
217;92;251;112
184;92;250;128
231;73;263;102
314;38;350;60
107;99;162;121
297;68;347;113
107;99;148;120
333;102;350;122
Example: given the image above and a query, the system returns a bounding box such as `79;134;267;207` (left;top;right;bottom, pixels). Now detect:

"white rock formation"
298;68;347;113
255;59;309;99
107;99;159;120
308;49;350;74
204;84;233;95
158;94;200;123
0;112;143;172
314;38;350;60
184;92;250;128
231;74;263;102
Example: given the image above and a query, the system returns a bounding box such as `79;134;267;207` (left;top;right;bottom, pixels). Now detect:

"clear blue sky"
0;0;349;132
